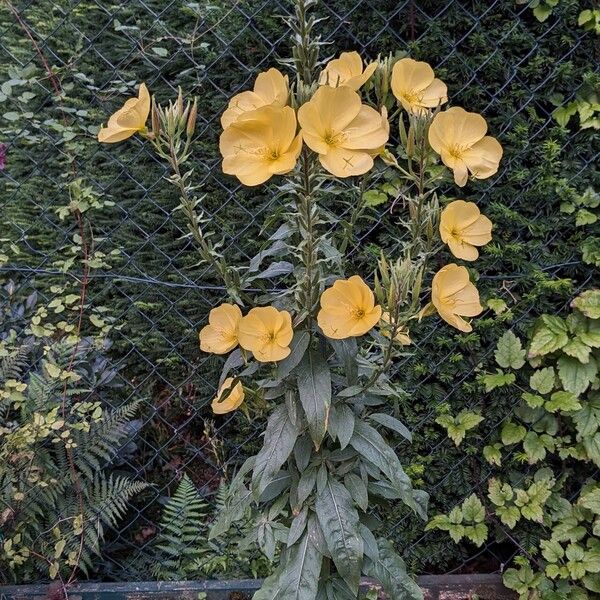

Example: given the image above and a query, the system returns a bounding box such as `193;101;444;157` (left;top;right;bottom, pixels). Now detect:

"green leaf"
363;539;423;600
558;355;597;395
530;367;556;394
344;472;368;512
483;444;502;466
540;539;564;563
276;330;311;379
545;390;582;413
495;330;526;369
501;421;527;445
252;404;299;497
529;316;569;357
481;369;516;392
315;478;363;594
462;494;485;523
297;351;332;450
579;488;600;515
349;421;422;517
563;338;592;363
576;208;597;226
363;190;388;207
328;404;355;450
368;413;412;442
572;290;600;319
278;528;323;600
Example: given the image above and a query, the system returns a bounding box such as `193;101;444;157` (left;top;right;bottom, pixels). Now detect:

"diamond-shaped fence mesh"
0;0;598;586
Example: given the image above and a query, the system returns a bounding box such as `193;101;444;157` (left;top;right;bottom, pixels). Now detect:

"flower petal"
319;146;373;177
461;136;503;180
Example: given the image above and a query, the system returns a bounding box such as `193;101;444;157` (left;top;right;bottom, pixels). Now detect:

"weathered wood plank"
0;574;516;600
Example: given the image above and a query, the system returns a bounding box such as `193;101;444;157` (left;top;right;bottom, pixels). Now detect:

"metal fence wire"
0;0;598;585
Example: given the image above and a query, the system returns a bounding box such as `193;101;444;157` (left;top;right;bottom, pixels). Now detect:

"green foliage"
0;283;146;583
429;289;600;599
151;475;210;580
435;407;484;446
0;0;598;583
426;494;488;547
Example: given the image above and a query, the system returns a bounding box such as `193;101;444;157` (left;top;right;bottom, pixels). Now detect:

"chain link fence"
1;0;598;585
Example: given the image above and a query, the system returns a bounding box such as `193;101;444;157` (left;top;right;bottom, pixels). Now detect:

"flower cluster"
200;275;388;412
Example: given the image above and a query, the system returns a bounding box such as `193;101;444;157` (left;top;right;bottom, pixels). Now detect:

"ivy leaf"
315;478;363;594
544;390;582;413
481;369;516;392
529;316;569;357
462;494;485;523
435;411;483;446
495;330;526;369
252;404;299;497
296;351;332;450
572;290;600;319
501;421;527;445
563;338;592;363
579;489;600;515
529;367;556;395
558;355;597;395
576;208;598;226
483;444;502;466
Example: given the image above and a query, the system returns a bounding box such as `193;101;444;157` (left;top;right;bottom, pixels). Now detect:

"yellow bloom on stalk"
220;105;302;186
440;200;493;261
97;83;151;143
391;58;447;115
221;68;289;129
237;306;294;362
199;303;242;354
211;377;245;414
428;106;503;187
431;264;483;333
319;51;378;91
317;275;382;339
298;86;389;177
380;312;411;346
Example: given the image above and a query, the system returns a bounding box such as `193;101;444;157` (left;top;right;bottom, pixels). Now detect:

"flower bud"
187;99;197;138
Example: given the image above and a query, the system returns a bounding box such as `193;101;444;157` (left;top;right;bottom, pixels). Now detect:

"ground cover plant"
0;0;598;590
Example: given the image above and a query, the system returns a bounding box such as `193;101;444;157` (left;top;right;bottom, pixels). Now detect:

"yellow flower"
98;83;150;143
221;68;289;129
428;106;503;187
199;303;242;354
431;264;483;333
220;105;302;186
237;306;293;362
319;51;378;91
391;58;447;115
212;377;245;414
440;200;493;261
380;312;411;345
318;275;382;339
298;86;389;177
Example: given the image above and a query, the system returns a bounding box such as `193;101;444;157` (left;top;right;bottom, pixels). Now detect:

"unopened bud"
187;99;197;138
177;87;184;117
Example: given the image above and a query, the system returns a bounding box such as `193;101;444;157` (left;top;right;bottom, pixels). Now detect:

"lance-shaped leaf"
315;477;363;594
297;351;332;450
253;566;284;600
350;420;419;515
278;529;323;600
277;330;311;380
253;404;299;497
363;539;423;600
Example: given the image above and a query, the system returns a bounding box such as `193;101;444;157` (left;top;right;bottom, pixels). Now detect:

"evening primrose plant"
96;1;503;596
